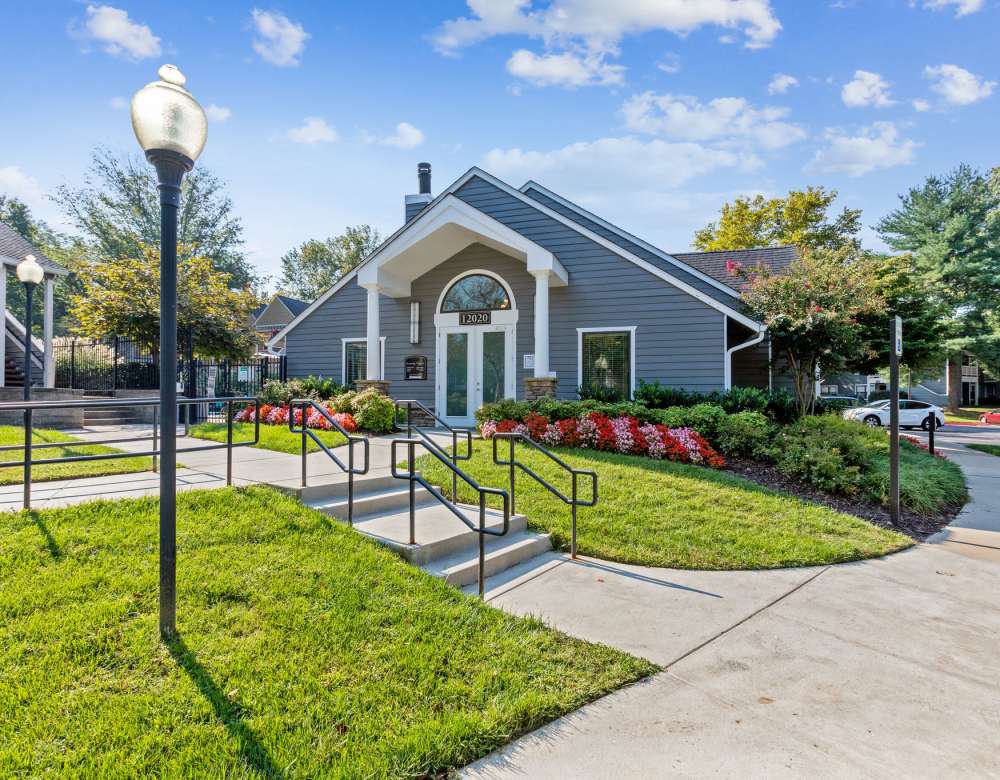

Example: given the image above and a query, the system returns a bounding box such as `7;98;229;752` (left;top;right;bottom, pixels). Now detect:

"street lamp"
130;64;207;638
16;254;44;510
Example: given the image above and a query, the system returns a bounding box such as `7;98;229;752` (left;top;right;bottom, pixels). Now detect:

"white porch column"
531;270;550;378
0;268;6;388
43;276;55;387
365;284;381;380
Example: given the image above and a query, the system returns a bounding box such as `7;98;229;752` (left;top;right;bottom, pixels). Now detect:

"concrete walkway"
463;441;1000;778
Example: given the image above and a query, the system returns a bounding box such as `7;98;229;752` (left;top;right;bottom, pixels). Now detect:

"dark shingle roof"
276;295;309;315
668;246;797;291
0;222;69;276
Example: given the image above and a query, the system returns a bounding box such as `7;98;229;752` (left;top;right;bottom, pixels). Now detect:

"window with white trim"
580;330;632;399
342;338;385;388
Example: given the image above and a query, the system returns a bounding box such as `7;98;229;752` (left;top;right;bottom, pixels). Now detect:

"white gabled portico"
354;194;567;412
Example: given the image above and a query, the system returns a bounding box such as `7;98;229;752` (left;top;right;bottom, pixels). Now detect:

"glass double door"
438;325;514;426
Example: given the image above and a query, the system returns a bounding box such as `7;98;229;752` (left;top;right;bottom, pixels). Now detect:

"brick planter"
524;377;558;400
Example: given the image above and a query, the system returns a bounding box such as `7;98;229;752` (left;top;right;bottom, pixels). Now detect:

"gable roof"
275;294;309;316
269;167;764;347
0;222;69;276
670;246;798;291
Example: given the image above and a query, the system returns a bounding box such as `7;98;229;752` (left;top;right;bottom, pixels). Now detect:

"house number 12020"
459;311;491;325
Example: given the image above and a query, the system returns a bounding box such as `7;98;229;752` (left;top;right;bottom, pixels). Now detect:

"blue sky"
1;1;997;288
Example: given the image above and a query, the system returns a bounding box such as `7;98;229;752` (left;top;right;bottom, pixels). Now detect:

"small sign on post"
894;315;903;357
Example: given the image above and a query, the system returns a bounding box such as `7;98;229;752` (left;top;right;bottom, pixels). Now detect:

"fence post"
226;399;233;486
23;408;32;511
70;338;76;389
280;355;287;382
112;336;119;391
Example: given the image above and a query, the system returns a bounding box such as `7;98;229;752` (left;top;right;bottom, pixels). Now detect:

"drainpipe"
725;329;765;390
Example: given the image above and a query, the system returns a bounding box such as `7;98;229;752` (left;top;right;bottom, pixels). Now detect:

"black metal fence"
54;337;286;407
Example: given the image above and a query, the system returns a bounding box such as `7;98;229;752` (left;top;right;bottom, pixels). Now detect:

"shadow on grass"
29;511;62;559
166;634;284;779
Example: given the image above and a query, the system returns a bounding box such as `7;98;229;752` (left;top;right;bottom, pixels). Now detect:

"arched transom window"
440;274;512;312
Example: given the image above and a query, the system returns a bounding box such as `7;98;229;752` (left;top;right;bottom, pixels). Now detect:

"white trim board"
519;179;742;301
577;326;638;398
341;336;386;384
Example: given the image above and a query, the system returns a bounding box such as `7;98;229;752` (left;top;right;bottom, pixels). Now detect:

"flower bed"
235;402;358;432
481;411;724;468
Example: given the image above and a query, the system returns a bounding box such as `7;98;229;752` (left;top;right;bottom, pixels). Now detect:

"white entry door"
437;324;515;426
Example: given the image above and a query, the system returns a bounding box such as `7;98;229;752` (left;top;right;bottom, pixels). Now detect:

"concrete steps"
299;472;552;588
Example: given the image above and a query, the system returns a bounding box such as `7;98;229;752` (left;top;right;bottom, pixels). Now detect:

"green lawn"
0;487;654;777
190;421;347;455
944;406;991;424
417;443;913;570
967;443;1000;457
0;425;151;486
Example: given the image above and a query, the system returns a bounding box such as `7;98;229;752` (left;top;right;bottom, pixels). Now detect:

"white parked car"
843;399;945;430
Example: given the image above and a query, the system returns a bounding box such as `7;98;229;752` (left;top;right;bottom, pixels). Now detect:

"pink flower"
480;420;498;440
540;423;562;447
611;416;635;454
725;259;743;276
576;415;599;448
640;424;666;459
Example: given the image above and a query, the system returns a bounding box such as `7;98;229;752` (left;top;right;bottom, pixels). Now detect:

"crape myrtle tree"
878;164;1000;410
279;224;382;301
732;248;885;418
54;147;257;289
695;187;863;253
70;246;260;359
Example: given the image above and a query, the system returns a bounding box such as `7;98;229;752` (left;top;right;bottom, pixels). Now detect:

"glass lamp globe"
130;64;208;162
16;255;44;286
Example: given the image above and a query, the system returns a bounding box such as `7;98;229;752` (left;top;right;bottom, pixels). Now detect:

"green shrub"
635;381;795;422
774;434;864;496
578;384;629;402
351;389;395;433
298;375;346;400
716;386;769;414
647;403;728;441
769;416;879;497
633;381;699;408
331;390;358;414
716;411;773;458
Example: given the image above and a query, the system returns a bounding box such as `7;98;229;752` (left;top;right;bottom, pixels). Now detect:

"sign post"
889;315;902;525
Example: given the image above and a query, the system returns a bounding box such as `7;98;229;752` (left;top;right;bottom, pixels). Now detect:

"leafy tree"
877;164;1000;409
695;187;862;252
734;248;885;417
0;196;91;335
279;225;381;301
70;246;260;359
54;147;256;288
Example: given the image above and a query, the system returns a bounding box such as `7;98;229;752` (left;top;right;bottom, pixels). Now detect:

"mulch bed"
724;456;959;540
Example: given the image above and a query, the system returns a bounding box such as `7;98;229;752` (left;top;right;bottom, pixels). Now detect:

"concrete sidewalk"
463;444;1000;778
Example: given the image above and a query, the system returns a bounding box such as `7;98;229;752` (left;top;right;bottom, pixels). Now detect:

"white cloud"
205;104;232;123
109;96;127;110
368;122;426;149
287;117;337;144
768;73;798;95
923;63;995;105
506;49;624;87
621;92;806;149
82;4;161;60
0;166;46;211
483;136;757;193
657;53;681;75
431;1;782;88
805;122;919;177
841;70;894;108
915;0;985;17
912;98;931;112
251;9;309;67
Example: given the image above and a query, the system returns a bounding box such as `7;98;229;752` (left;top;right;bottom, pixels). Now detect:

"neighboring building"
254;294;308;353
0;221;69;387
911;355;999;407
269;164;793;426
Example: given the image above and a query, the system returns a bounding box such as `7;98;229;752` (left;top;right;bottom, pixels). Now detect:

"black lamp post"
130;64;207;638
16;254;44;510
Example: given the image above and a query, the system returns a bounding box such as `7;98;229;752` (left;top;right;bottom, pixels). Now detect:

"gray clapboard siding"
285;280;367;380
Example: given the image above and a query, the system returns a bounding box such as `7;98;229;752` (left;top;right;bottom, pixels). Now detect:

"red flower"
557;417;580;447
497;419;518;434
524;412;550;440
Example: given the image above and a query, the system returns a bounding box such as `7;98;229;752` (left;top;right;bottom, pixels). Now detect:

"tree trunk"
947;355;963;412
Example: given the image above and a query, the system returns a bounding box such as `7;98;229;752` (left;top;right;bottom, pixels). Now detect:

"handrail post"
347;439;354;527
451;429;458;504
406;401;412;438
408;439;416;545
478;493;486;599
23;408;32;511
300;403;307;487
509;435;516;516
152;405;159;473
571;472;578;560
225;399;233;486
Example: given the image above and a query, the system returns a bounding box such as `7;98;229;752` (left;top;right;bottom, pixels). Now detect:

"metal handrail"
394;399;472;502
288;398;369;525
0;395;260;510
390;435;510;599
492;433;598;559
